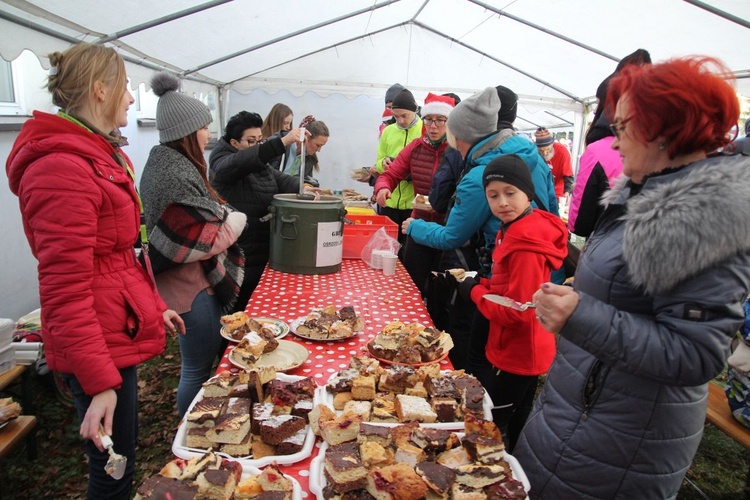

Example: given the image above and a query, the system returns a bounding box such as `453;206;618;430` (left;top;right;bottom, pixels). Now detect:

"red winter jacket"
6;111;167;395
470;210;568;375
374;136;448;223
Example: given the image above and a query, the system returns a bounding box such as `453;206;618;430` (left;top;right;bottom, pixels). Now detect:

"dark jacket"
514;154;750;499
428;147;464;215
209;137;300;269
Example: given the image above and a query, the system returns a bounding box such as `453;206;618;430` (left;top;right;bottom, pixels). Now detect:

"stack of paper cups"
381;253;398;276
371;250;387;269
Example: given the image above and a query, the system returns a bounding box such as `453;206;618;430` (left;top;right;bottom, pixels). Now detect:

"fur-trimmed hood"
602;155;750;295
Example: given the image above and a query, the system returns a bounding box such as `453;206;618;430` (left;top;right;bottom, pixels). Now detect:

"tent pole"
682;0;750;29
94;0;233;44
468;0;619;62
181;0;401;77
415;21;583;103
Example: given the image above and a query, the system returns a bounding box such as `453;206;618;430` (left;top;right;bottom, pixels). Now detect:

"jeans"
64;366;138;500
177;290;225;417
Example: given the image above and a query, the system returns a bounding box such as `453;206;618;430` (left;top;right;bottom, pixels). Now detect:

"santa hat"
381;108;393;122
421;93;455;118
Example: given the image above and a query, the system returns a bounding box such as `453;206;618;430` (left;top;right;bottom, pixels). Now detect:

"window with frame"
0;59;15;103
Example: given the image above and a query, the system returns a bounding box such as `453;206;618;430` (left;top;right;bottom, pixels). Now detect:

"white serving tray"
308;440;530;500
317;370;494;429
242;464;303;500
172;372;317;468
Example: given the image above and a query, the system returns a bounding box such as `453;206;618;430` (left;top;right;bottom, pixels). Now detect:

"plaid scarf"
148;197;245;312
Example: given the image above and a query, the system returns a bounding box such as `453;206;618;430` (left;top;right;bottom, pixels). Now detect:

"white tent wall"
226;88;383;193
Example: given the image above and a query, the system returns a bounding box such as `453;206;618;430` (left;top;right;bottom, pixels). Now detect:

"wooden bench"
707;382;750;450
706;382;750;495
0;415;37;461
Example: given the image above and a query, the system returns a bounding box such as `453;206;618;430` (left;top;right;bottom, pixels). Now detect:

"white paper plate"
289;316;359;342
412;195;433;211
318;370;494;429
172;373;317;468
220;317;290;343
228;340;309;372
308;440;530;500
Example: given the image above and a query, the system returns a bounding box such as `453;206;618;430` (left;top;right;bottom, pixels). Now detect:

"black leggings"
484;370;539;453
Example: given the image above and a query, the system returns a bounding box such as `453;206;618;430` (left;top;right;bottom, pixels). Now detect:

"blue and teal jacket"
407;130;558;253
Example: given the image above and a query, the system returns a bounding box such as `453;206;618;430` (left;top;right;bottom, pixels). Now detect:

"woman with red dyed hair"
513;57;750;498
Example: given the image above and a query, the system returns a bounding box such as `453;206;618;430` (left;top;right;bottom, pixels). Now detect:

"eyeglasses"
241;136;262;145
609;117;633;139
423;117;447;127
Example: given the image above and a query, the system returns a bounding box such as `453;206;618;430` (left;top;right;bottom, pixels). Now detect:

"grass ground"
1;335;748;498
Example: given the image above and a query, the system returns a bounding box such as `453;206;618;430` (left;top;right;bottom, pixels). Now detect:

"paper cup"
370;251;383;269
381;253;398;276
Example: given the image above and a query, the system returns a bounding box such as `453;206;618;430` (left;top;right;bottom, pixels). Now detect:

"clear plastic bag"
361;227;401;267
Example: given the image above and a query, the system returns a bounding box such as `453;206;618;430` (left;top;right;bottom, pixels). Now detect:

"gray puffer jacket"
514;154;750;499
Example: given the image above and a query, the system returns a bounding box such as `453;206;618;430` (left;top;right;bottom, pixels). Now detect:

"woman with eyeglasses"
208;111;314;312
374;93;460;294
513;56;750;499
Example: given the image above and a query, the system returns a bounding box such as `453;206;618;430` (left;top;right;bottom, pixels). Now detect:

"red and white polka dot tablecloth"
215;259;453;496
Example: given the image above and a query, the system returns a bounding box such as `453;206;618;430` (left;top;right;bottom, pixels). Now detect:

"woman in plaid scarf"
140;72;246;417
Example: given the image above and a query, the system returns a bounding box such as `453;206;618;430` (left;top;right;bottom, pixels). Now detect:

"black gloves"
458;276;479;302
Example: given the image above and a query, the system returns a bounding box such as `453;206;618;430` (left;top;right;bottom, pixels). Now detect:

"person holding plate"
375;93;461;294
457;155;567;452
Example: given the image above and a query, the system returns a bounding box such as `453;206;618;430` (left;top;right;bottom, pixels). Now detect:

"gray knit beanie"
151;72;212;143
447;87;501;145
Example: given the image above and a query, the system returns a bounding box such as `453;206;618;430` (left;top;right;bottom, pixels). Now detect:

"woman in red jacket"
6;43;182;499
458;154;567;452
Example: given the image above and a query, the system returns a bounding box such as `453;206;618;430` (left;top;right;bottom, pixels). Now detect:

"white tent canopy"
1;0;749;135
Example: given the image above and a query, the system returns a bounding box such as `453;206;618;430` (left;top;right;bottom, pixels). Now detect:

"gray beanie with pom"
151;72;212;143
447;87;501;145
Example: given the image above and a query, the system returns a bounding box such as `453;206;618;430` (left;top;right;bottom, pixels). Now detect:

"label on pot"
316;221;343;266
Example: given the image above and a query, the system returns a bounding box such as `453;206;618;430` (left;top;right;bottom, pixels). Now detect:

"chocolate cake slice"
259;415;306;446
357;423;391;447
455;464;506;488
410;427;460;454
276;427;306;455
462;432;505;464
251;401;275;435
415;461;456;496
424;376;460;399
485;477;527;499
136;475;198;499
186;397;225;425
324;451;368;493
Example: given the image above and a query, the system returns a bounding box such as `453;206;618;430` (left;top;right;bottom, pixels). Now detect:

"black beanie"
483;154;535;199
391;89;418;112
495;85;518;127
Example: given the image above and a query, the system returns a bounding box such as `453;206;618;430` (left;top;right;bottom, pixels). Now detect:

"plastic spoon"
98;425;127;480
483;294;536;311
